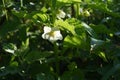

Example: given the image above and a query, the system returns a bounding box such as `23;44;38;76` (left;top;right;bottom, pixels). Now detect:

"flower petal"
42;33;50;40
43;26;51;33
49;36;55;42
54;31;63;40
42;33;46;39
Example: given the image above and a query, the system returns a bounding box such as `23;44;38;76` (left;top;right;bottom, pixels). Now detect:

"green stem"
4;10;8;20
76;3;80;18
53;42;60;78
2;0;8;20
74;3;80;18
51;0;57;23
2;0;5;7
20;0;23;7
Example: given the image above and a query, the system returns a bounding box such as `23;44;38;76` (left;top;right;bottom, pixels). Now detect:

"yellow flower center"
47;31;55;37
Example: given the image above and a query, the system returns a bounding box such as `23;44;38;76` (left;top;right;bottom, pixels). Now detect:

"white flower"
42;26;63;42
57;10;66;19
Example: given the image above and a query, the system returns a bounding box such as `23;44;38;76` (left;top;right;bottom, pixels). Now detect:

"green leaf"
88;3;120;18
90;24;111;34
15;38;29;57
22;38;29;48
81;22;96;37
9;61;18;67
57;0;81;3
64;35;81;47
91;37;104;45
90;37;104;50
12;10;27;18
36;73;55;80
54;20;76;35
98;52;107;62
33;13;48;22
3;43;17;54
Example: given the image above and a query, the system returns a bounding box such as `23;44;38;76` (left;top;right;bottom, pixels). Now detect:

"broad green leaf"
9;61;18;67
64;35;81;47
54;20;76;35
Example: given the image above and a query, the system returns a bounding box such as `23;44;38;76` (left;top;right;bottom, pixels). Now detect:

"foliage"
0;0;120;80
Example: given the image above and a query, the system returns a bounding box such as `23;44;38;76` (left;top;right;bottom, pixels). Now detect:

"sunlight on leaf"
64;35;81;47
55;20;76;35
98;52;107;62
3;43;17;54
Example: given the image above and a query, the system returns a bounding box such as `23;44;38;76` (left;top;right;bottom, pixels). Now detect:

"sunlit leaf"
57;0;81;3
54;20;76;35
33;13;48;22
98;52;107;62
3;43;17;54
64;35;81;47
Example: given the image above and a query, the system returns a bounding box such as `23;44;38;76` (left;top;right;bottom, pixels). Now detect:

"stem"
51;0;57;23
53;42;60;78
74;3;80;18
4;10;8;20
76;3;80;18
2;0;5;7
2;0;8;20
20;0;23;7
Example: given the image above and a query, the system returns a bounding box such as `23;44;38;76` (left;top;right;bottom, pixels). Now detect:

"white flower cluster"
42;26;63;42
